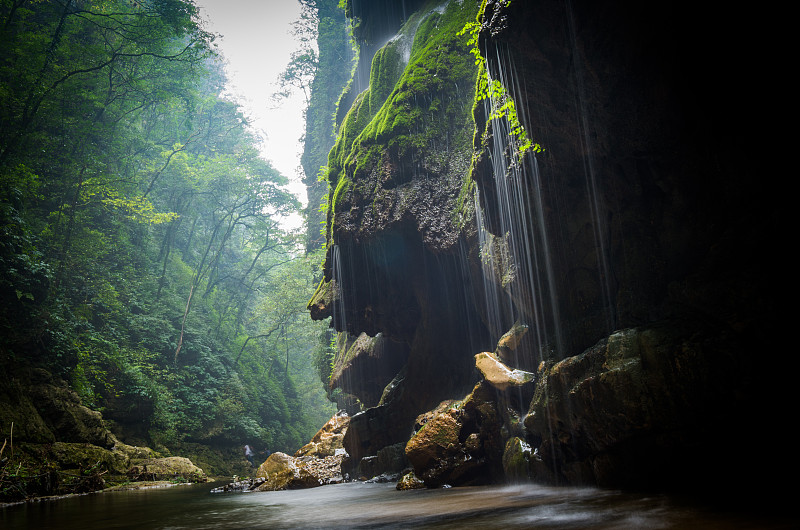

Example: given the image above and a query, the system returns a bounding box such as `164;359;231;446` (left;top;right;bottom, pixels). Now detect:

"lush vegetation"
321;0;480;241
0;0;336;468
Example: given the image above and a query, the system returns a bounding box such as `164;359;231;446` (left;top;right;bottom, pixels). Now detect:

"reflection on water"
2;480;795;529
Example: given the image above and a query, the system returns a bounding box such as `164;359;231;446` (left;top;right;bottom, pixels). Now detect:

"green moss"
322;0;480;242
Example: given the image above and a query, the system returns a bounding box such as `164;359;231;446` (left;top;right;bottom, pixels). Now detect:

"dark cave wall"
310;0;780;489
473;0;771;357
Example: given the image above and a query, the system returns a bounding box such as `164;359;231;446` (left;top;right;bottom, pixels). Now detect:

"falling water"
330;244;348;335
475;46;564;371
565;0;616;332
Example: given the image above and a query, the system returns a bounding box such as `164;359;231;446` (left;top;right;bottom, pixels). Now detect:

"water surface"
2;480;794;529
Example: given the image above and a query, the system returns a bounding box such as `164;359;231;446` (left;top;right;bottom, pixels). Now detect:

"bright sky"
195;0;308;228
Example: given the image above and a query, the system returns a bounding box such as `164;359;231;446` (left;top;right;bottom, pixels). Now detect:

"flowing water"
2;480;794;529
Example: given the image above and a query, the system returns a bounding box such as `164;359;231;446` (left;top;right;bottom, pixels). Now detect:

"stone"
474;351;535;391
404;382;504;488
327;333;409;409
294;411;350;458
126;456;207;483
524;321;753;490
254;452;308;491
396;471;425;490
502;437;530;482
495;321;529;362
253;451;345;491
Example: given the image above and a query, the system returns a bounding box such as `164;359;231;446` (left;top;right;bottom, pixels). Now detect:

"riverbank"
0;475;244;509
1;479;185;509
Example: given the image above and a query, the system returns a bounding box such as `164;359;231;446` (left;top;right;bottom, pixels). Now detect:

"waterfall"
475;48;563;370
565;0;616;333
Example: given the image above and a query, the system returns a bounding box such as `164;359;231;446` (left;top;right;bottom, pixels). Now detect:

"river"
2;480;795;529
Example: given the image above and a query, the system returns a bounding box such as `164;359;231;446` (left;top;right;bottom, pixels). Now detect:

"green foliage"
458;15;544;157
296;0;355;251
0;0;335;462
320;0;481;240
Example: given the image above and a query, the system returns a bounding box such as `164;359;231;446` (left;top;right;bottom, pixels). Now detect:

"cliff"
309;0;783;502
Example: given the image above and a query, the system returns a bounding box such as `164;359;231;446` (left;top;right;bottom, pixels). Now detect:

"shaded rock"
0;368;114;448
413;399;458;431
495;321;529;363
502;437;531;482
210;477;266;493
328;333;409;409
48;440;154;476
525;320;753;491
358;442;408;479
341;402;411;477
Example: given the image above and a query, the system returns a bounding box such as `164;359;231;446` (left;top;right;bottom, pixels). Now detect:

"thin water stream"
2;480;793;529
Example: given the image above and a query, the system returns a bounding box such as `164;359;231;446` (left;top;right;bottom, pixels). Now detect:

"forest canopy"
0;0;336;460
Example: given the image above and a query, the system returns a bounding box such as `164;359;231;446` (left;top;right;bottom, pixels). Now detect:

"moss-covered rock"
396;470;425;490
0;367;114;448
502;436;530;482
525;320;753;490
126;456;207;483
310;1;489;486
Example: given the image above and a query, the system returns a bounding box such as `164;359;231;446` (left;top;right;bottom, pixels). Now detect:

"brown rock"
474;351;535;391
254;452;345;491
294;411;350;458
404;382;504;488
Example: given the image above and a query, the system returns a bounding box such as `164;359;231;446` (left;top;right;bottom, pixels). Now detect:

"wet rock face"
474;0;770;356
329;333;410;409
524;320;751;490
309;0;493;478
308;0;779;494
468;0;780;494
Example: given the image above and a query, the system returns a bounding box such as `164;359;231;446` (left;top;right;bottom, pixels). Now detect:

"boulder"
253;451;344;491
404;382;504;488
294;411;350;458
126;456;207;483
327;333;409;409
495;321;530;363
396;471;425;490
502;437;531;482
47;440;153;476
474;351;535;391
525;321;753;490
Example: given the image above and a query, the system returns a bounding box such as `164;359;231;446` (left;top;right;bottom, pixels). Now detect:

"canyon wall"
309;0;782;497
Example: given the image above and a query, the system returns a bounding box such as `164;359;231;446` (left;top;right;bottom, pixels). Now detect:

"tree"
1;0;335;465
